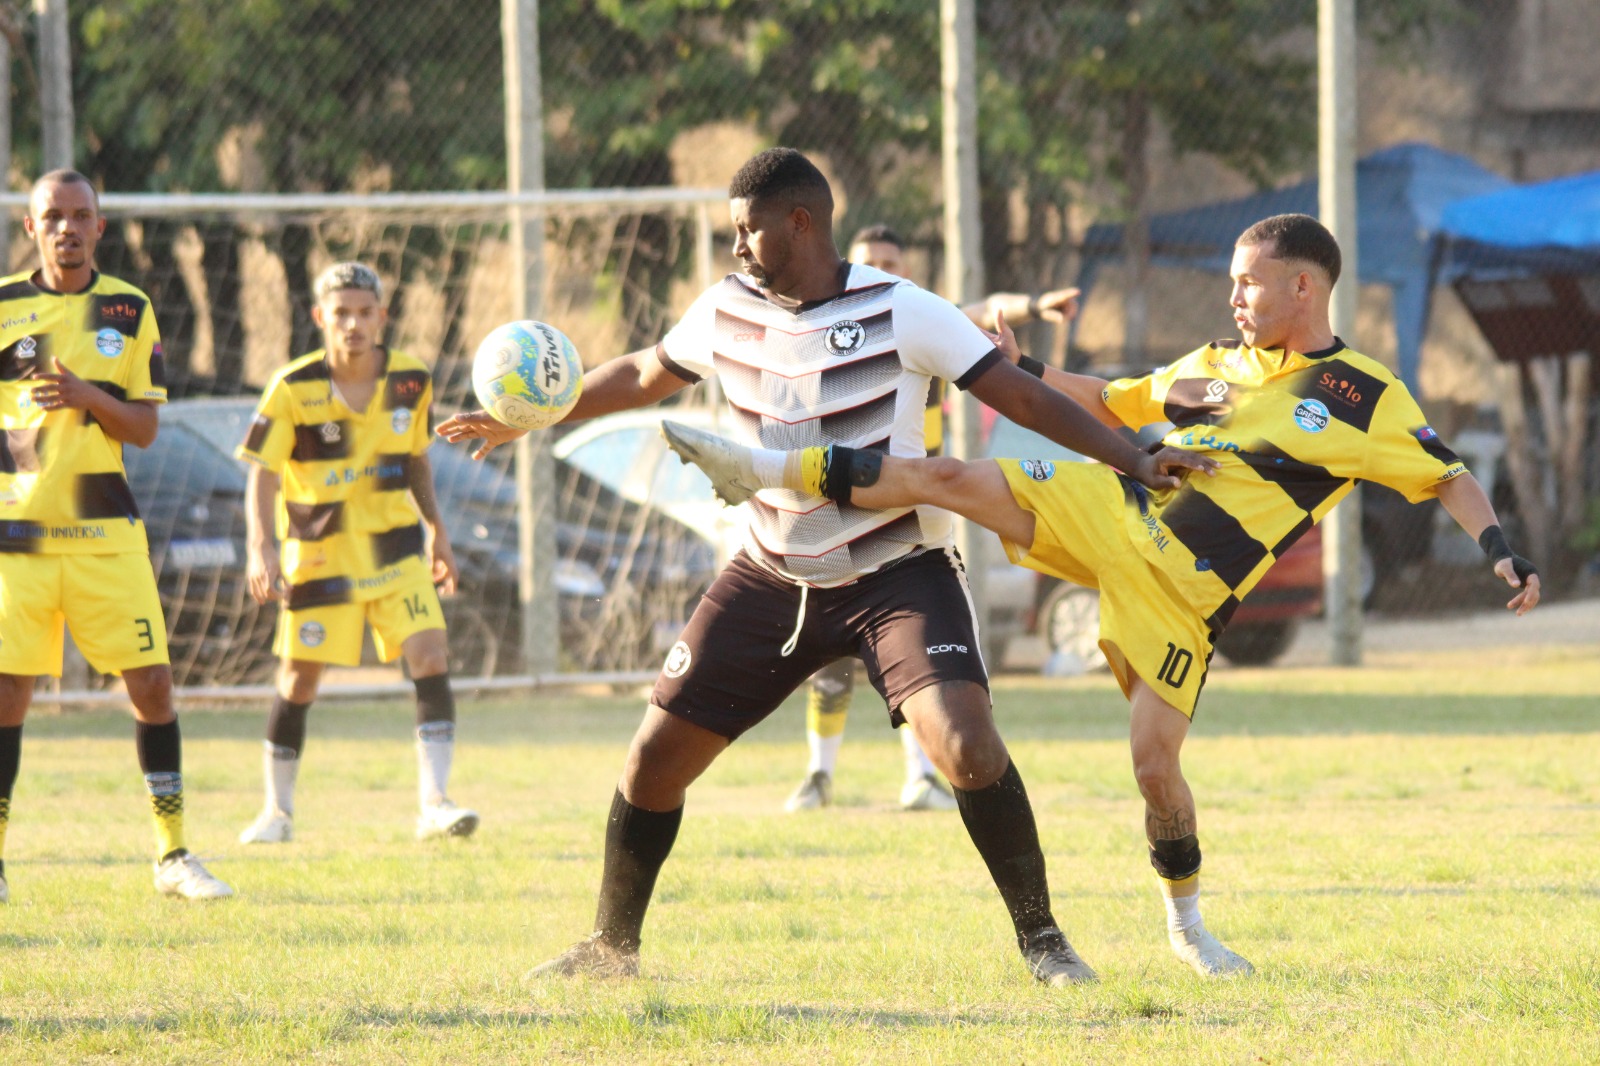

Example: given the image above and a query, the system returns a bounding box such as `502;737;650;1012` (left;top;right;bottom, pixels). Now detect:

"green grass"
2;643;1598;1064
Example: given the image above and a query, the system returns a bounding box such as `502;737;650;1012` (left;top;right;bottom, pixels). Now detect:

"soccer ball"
471;320;583;431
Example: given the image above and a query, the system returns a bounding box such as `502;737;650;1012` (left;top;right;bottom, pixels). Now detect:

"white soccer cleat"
154;853;235;900
659;420;761;506
1170;925;1255;977
238;807;294;844
416;800;479;840
1020;927;1099;986
900;773;959;812
784;770;833;812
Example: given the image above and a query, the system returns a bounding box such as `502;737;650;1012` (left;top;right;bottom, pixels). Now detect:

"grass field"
2;641;1597;1064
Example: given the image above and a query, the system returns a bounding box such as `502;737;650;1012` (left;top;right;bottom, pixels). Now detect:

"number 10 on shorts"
1156;641;1193;688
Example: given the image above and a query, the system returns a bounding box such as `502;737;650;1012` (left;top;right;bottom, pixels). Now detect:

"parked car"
169;397;717;677
980;413;1325;670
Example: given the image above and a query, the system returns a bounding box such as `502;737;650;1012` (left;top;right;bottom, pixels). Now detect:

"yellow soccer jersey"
1100;339;1467;633
236;348;434;608
0;270;167;554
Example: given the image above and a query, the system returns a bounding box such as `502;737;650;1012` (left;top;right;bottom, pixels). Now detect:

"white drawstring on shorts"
780;583;809;658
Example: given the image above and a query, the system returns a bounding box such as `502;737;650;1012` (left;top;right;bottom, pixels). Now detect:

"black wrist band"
1477;525;1512;563
1018;354;1046;378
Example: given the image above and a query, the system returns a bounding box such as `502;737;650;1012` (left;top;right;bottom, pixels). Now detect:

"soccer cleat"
784;770;833;812
238;807;294;844
1019;926;1098;986
527;932;640;979
900;773;959;812
660;420;761;506
1170;925;1255;977
154;853;235;900
416;800;480;840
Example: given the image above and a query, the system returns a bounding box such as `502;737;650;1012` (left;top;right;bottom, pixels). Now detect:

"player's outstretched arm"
1435;472;1541;615
435;344;690;460
964;287;1081;332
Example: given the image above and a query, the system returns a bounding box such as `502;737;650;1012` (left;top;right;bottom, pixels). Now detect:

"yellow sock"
806;686;851;737
146;774;186;860
793;446;828;497
1160;871;1200;899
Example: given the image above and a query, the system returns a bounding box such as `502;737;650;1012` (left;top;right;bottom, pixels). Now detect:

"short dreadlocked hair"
1237;214;1342;286
728;148;834;221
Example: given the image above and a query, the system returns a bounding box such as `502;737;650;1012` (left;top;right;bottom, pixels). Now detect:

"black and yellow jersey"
1101;339;1466;633
237;348;434;608
0;270;166;554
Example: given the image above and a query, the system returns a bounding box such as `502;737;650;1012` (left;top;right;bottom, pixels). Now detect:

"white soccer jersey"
660;264;999;586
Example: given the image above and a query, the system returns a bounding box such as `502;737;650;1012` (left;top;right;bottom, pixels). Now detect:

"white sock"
1165;890;1203;938
416;721;455;808
749;446;790;490
901;727;936;784
263;741;299;816
807;731;842;777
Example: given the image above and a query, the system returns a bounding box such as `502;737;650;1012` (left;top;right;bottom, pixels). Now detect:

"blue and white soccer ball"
471;320;584;431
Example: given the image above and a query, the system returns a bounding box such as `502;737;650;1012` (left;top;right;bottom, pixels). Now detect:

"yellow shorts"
996;459;1213;717
275;573;445;666
0;552;170;677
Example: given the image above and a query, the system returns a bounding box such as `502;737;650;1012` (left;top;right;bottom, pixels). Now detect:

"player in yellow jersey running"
235;262;476;844
662;213;1540;979
787;224;1083;814
0;170;232;902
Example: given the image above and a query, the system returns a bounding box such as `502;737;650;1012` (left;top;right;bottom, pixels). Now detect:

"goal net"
7;188;731;693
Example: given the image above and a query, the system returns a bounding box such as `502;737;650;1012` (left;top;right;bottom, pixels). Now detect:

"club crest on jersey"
824;319;866;356
663;640;692;678
391;408;412;435
1292;399;1330;433
95;328;125;357
299;621;327;648
1019;459;1056;482
320;422;342;444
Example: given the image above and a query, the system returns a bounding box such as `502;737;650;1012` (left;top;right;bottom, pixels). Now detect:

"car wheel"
1215;620;1298;666
1038;581;1109;674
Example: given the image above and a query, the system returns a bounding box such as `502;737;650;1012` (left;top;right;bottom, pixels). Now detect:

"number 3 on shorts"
134;617;154;653
1155;641;1193;688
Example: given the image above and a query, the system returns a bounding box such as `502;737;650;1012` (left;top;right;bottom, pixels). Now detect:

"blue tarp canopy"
1076;142;1511;392
1431;170;1600;279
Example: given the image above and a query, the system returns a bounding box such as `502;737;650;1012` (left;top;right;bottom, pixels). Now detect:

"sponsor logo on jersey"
1019;458;1056;482
1292;399;1330;433
320;421;342;444
299;621;327;648
1416;425;1438;442
95;328;125;357
17;336;38;360
823;319;866;356
1;313;37;330
663;640;692;678
391;408;412;434
925;643;969;655
1204;378;1229;403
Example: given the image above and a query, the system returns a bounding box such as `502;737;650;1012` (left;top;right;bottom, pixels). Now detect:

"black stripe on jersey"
1;428;42;473
1289;360;1388;434
1270;512;1316;558
285;359;331;384
287;576;352;610
0;334;50;380
81;381;127;427
373;453;413;492
1205;594;1241;635
1163;378;1232;428
1160;487;1268;591
0;280;41;302
0;520;46;553
285;500;344;541
149;346;167;389
384;370;430;411
292;421;351;461
372;522;425;567
656;343;702;384
243;413;272;454
1417;433;1462;468
88;293;147;336
76;471;141;521
1238;440;1346;514
952;349;1003;391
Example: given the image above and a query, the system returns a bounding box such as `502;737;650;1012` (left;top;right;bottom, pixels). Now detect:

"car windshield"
563;425;716;508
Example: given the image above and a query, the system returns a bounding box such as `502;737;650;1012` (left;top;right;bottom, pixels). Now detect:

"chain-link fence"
2;1;1598;688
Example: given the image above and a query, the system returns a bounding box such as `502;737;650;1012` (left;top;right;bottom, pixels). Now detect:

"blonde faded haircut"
313;261;383;303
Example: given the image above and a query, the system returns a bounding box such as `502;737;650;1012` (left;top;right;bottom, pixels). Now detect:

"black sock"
0;724;20;879
594;789;683;952
413;673;455;726
136;719;185;863
135;719;182;775
952;760;1057;939
266;697;312;755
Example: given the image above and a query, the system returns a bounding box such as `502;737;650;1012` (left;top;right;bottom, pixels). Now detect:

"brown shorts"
652;548;989;739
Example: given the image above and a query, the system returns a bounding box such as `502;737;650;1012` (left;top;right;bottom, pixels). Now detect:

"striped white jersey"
659;263;1000;587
